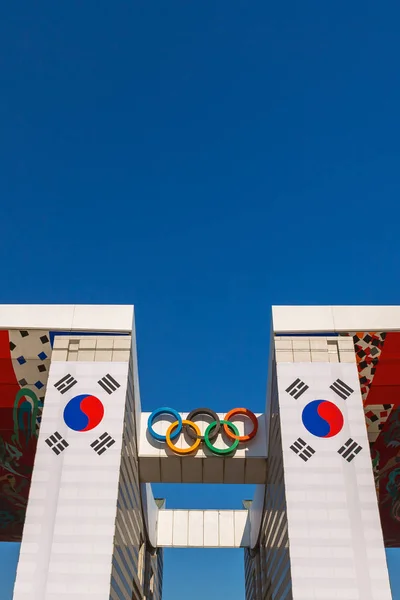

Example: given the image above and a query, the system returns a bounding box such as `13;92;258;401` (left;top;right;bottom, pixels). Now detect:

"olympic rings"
186;407;220;441
166;420;202;454
223;408;258;442
147;407;182;442
147;406;258;455
204;420;240;455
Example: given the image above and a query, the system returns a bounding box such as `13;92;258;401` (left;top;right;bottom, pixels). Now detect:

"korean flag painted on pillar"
40;361;129;460
277;362;366;464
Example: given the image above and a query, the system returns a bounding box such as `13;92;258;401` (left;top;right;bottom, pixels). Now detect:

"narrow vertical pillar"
275;336;392;600
13;335;143;599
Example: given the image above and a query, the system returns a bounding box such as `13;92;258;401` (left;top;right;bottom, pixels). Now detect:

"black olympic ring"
185;407;221;441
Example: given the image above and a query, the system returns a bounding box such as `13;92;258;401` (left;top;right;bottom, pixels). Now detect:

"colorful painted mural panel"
0;330;51;541
352;332;400;547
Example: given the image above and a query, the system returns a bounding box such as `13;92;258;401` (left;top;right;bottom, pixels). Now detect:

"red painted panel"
366;333;400;408
0;331;38;541
360;332;400;547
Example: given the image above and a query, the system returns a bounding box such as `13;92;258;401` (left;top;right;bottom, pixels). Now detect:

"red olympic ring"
223;408;258;442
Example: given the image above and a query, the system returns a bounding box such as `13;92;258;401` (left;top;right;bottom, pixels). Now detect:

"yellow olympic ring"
166;419;202;455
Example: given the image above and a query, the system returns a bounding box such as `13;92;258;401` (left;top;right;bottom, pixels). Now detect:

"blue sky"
0;0;400;597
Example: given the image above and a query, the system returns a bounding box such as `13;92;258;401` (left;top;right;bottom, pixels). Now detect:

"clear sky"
0;1;400;598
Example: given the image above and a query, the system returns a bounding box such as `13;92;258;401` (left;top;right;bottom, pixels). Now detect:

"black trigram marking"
286;378;309;399
54;374;77;394
91;431;116;455
98;374;120;395
330;379;354;400
290;437;315;462
338;438;362;462
45;431;69;455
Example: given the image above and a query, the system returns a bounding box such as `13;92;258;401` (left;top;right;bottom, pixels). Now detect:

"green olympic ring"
204;420;240;455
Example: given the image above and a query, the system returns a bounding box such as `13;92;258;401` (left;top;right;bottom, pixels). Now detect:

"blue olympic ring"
147;407;183;442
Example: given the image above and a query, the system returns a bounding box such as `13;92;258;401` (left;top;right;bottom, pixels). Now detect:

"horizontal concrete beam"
272;305;400;334
0;304;134;332
139;412;267;484
157;510;250;548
